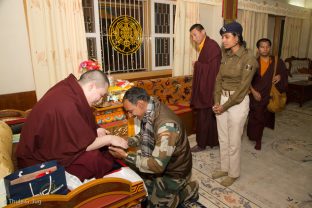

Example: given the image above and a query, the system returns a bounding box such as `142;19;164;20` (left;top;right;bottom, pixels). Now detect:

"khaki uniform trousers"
216;92;249;178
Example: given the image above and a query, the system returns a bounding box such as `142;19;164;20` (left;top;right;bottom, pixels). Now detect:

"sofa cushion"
167;103;192;114
133;76;194;135
133;76;192;105
0;121;14;179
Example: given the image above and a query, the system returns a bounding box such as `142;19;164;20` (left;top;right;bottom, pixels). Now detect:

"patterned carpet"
188;101;312;208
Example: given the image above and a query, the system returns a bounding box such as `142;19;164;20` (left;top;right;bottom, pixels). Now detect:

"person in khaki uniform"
212;21;258;187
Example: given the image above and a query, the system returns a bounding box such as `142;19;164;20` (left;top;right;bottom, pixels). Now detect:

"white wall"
0;0;35;95
199;4;223;46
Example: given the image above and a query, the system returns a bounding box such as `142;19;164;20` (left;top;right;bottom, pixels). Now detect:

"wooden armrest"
0;109;26;119
5;177;146;208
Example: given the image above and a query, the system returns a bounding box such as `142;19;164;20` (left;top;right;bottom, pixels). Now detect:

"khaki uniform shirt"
214;47;258;111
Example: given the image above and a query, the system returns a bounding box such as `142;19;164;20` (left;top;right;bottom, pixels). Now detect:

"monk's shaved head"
78;70;109;88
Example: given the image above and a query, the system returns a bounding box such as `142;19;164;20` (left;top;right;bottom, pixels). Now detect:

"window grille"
83;0;175;73
151;0;176;70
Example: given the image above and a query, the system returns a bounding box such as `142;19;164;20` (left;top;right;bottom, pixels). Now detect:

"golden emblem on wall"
109;15;143;55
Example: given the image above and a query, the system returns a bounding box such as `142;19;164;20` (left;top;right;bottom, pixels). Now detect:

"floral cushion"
133;76;193;105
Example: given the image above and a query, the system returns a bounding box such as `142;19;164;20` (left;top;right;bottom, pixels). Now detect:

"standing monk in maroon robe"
16;69;128;181
247;38;288;150
189;24;221;152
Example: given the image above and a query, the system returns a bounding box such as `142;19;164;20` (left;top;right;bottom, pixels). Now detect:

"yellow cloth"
198;37;206;52
260;57;271;77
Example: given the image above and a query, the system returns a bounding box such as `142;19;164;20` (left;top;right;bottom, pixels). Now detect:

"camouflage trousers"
143;173;199;208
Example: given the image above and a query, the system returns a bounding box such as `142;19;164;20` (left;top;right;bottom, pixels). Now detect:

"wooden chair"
0;109;28;134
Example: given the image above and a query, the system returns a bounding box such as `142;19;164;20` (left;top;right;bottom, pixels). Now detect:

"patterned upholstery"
133;76;193;114
94;76;194;137
285;57;312;83
288;59;310;75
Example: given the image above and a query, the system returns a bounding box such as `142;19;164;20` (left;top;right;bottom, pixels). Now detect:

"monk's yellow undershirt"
198;37;206;52
260;57;271;77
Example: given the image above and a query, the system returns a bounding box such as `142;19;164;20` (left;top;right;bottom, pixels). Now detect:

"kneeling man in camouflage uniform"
110;87;199;208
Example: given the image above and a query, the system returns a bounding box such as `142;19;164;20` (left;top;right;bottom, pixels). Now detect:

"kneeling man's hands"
109;146;128;159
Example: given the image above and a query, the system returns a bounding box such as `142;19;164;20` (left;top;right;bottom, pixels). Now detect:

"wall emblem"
109;15;143;55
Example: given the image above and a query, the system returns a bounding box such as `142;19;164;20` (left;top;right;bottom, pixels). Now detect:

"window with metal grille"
82;0;175;74
151;1;176;70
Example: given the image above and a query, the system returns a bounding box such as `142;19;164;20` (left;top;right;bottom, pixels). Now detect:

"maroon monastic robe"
247;56;288;142
16;74;114;180
191;37;221;148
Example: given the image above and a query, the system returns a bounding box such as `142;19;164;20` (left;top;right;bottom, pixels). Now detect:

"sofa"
133;75;194;135
285;56;312;83
0;120;146;208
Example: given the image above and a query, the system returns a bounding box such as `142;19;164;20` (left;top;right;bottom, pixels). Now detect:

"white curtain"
24;0;88;99
281;17;303;60
237;10;268;56
173;1;199;76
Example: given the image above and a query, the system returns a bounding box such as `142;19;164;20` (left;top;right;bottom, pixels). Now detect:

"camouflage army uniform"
125;98;198;208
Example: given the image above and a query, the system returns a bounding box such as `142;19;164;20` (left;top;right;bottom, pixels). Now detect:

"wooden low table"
287;80;312;107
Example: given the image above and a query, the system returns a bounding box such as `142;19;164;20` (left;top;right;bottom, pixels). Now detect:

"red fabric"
195;108;218;148
66;150;114;181
3;117;26;125
16;74;114;177
191;37;222;109
167;103;191;114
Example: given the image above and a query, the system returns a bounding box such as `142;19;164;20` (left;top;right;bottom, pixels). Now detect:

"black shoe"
177;194;200;208
255;141;261;150
141;197;148;208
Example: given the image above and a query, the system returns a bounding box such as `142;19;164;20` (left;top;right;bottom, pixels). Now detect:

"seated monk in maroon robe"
16;70;128;181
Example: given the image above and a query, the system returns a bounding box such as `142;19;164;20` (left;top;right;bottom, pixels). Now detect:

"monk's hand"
192;61;196;68
272;75;281;84
97;128;110;137
109;135;128;149
109;146;128;159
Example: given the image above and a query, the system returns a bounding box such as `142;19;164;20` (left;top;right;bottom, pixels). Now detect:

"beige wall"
0;0;35;95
